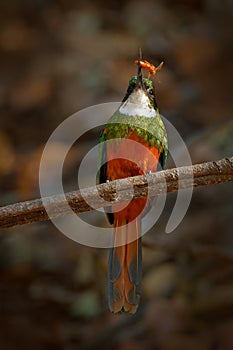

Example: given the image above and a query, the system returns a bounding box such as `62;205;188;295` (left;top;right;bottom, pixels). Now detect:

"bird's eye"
148;88;154;95
127;83;135;94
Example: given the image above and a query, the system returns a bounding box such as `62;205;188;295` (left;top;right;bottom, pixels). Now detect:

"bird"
98;56;168;314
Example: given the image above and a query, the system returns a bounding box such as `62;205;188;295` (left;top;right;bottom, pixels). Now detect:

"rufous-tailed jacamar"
99;57;168;314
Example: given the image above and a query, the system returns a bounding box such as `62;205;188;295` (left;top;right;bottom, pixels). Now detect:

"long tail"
108;217;142;314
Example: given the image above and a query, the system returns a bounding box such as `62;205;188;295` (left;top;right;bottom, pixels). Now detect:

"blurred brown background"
0;0;233;349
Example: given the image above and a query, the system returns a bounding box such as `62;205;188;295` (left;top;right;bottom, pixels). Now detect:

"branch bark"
0;157;232;229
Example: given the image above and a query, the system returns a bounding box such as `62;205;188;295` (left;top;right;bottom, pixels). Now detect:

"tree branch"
0;157;232;229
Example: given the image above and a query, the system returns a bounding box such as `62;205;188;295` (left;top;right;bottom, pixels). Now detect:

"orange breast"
106;130;161;222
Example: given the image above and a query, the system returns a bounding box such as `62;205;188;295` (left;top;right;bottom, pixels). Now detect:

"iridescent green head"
122;75;157;110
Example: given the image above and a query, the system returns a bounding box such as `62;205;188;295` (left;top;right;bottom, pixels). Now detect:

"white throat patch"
119;89;156;118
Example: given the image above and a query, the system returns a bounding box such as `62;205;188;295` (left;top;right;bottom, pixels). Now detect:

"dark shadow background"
0;0;233;349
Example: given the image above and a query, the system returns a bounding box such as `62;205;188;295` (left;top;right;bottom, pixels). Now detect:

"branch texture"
0;157;232;229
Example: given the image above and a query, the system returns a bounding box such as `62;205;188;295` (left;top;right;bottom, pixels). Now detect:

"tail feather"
108;217;142;314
